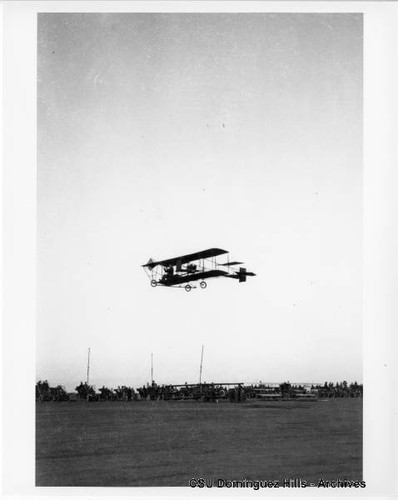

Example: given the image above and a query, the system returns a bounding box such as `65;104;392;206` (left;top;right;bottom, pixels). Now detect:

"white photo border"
2;1;397;498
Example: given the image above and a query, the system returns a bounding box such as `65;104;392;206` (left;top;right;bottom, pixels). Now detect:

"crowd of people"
36;379;363;402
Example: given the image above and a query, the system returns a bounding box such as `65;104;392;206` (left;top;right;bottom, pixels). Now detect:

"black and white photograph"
35;11;363;488
2;1;397;497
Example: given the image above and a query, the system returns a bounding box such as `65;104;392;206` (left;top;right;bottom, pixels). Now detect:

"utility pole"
86;347;91;385
199;345;204;385
151;352;153;385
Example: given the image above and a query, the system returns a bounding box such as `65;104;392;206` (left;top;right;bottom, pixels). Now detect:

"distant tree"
75;382;96;400
36;380;51;401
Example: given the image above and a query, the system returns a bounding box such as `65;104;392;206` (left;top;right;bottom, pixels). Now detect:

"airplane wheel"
200;281;207;289
150;280;157;287
185;284;192;292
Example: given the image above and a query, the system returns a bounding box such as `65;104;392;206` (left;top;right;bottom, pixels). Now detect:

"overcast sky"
37;13;363;391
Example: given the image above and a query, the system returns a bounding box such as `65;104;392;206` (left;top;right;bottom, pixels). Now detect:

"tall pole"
199;345;204;385
86;347;91;385
151;352;153;385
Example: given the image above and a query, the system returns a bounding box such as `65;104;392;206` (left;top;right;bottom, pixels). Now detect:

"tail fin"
239;267;247;283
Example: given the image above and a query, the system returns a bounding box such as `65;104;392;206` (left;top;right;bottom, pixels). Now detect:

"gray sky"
37;13;363;391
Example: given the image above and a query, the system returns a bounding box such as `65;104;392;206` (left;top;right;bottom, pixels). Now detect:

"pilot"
162;266;174;283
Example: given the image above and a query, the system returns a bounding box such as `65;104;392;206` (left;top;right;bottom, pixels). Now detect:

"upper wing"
143;248;228;269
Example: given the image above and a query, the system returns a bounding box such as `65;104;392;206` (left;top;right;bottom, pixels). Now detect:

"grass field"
36;399;362;487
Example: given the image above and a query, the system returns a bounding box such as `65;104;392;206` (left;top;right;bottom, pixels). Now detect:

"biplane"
142;248;255;291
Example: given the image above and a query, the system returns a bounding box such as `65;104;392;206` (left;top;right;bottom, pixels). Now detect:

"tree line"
36;379;363;402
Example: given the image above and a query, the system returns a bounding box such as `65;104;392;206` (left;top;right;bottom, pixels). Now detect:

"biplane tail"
238;267;256;282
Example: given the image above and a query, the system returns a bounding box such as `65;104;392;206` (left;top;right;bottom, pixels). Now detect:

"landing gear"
185;284;192;292
200;281;207;289
150;279;158;287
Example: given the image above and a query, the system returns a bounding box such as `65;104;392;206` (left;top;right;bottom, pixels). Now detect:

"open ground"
36;398;362;487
